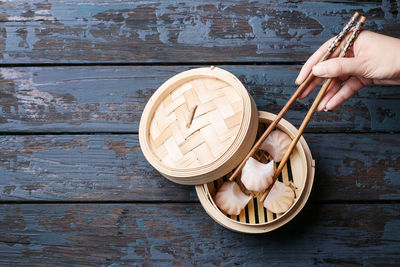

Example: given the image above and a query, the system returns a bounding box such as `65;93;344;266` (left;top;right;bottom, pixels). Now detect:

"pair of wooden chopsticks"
228;12;366;202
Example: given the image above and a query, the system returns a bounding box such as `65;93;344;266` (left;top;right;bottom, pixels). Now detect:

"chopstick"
260;16;367;203
228;12;360;183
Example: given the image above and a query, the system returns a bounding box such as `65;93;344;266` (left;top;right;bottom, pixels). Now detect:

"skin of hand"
295;30;400;111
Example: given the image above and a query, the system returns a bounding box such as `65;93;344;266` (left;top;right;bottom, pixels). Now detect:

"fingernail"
295;77;301;85
312;64;326;76
323;108;329;112
326;101;333;110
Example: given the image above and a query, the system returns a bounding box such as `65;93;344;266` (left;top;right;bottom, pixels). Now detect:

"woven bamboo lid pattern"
139;67;258;185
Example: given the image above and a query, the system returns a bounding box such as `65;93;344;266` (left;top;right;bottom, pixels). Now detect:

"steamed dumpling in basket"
263;181;295;214
260;129;291;162
215;182;251;215
241;157;274;192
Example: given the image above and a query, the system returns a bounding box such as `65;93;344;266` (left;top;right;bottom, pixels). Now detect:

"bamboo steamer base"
195;111;315;234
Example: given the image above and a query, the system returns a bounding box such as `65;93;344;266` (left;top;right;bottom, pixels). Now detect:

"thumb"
312;57;366;78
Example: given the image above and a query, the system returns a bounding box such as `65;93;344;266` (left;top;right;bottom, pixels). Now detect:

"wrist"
390;36;400;79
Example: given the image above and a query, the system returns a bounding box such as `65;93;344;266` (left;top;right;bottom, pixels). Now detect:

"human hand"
295;30;400;111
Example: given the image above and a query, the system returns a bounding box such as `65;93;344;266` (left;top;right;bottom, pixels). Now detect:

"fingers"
298;76;324;99
325;76;365;110
312;57;366;78
295;36;336;85
316;78;341;111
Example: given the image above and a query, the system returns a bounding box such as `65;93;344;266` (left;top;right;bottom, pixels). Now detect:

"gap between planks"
0;131;399;136
0;61;305;68
0;200;399;205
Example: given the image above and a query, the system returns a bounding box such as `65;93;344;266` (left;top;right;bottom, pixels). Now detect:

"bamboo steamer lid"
139;67;258;185
195;111;315;234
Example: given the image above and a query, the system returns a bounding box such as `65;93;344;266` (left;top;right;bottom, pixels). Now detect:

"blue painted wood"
0;0;398;63
0;134;398;201
0;1;399;261
0;203;398;265
305;133;400;201
1;66;399;133
0;134;193;202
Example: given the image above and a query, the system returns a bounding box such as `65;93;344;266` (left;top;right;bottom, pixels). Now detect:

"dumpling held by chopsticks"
241;157;274;192
215;181;251;215
260;129;291;162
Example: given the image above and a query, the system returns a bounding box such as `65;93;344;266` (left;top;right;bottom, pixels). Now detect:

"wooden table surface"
0;1;399;265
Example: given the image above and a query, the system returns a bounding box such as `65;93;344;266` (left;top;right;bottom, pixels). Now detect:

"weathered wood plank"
0;134;193;202
0;134;399;201
0;203;398;265
306;133;400;201
1;66;399;133
0;0;399;63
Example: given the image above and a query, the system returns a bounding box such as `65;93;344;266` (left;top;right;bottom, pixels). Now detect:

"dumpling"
215;181;251;215
241;157;274;192
263;181;295;214
260;129;291;162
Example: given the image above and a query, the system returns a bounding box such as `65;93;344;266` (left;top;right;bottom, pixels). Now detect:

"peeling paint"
103;138;139;159
1;66;399;133
0;135;193;201
0;1;398;63
0;204;398;265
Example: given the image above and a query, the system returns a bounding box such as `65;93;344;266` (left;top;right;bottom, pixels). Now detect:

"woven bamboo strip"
266;209;274;222
282;164;290;185
149;77;243;169
239;208;246;223
248;199;256;224
256;195;266;223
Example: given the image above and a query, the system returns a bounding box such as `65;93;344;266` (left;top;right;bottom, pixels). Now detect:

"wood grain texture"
0;0;399;63
0;0;399;262
0;134;399;201
306;133;400;201
1;66;399;133
0;134;193;202
0;203;398;266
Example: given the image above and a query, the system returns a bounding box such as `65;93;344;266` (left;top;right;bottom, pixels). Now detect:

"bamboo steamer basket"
195;111;315;233
139;67;315;233
139;67;259;185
